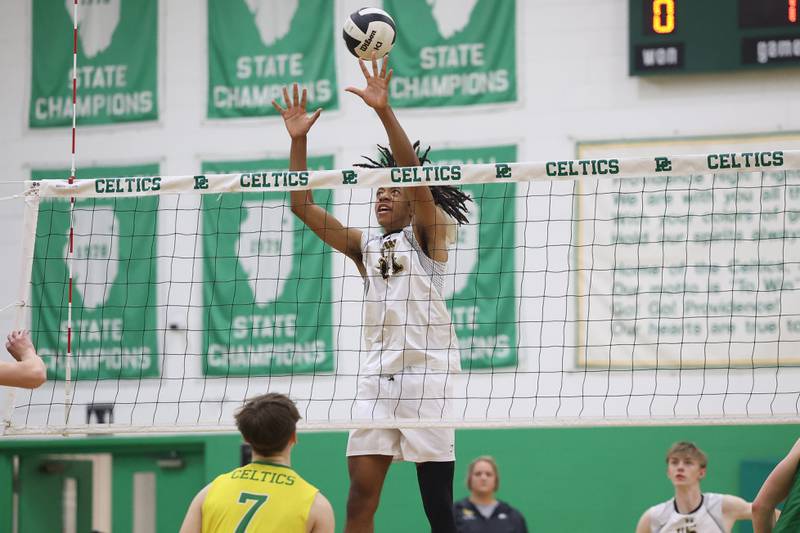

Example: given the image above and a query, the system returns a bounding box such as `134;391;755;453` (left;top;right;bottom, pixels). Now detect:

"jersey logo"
676;516;697;533
377;238;404;280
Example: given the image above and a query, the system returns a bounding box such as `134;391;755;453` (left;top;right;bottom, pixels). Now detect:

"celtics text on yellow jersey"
202;461;318;533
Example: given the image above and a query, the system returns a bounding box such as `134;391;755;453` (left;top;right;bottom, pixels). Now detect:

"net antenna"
6;150;800;435
1;0;81;436
65;0;81;430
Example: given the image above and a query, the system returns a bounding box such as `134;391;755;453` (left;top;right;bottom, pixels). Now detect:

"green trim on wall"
0;455;12;533
0;425;798;532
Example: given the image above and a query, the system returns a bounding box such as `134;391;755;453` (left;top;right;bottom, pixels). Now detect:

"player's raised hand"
272;83;322;140
346;51;393;110
6;330;36;361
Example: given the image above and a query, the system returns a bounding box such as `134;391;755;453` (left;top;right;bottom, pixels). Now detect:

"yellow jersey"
202;461;318;533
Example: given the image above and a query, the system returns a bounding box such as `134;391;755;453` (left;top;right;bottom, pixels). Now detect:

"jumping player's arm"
346;54;450;262
273;85;365;276
306;492;335;533
635;509;651;533
0;330;47;389
722;494;753;529
752;438;800;533
178;483;211;533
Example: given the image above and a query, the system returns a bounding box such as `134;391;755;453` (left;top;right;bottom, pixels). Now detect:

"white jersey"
648;493;726;533
360;226;461;374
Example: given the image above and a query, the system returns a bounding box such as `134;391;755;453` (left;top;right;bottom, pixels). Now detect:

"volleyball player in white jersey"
272;54;470;533
635;442;754;533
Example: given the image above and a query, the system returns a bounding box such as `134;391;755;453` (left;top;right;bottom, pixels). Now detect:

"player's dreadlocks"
354;141;472;225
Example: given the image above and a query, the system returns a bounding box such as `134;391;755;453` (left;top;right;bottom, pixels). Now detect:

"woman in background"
454;456;528;533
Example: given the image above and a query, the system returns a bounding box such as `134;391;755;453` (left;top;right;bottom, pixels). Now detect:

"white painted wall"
1;0;799;432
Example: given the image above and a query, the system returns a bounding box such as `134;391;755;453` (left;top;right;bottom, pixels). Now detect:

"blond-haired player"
179;393;334;533
635;442;753;533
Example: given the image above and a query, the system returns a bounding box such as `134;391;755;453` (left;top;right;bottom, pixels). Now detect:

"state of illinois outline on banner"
208;0;338;118
384;0;516;108
201;156;334;375
31;165;160;380
30;0;158;127
429;145;518;369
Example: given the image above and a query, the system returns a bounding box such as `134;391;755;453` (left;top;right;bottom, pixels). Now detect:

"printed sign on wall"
30;0;158;127
31;165;160;379
384;0;516;108
429;145;518;369
201;156;334;375
576;140;800;369
208;0;338;118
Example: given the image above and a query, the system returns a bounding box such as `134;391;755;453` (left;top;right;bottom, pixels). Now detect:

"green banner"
31;164;160;379
208;0;338;118
30;0;158;128
429;145;518;369
201;156;334;375
384;0;516;108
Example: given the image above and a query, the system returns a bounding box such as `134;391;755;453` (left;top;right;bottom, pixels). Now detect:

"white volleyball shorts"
346;367;455;463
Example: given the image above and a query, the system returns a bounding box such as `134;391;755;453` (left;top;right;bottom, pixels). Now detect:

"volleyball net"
4;149;800;435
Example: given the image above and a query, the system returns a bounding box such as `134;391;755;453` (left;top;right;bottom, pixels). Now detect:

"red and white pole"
65;0;79;424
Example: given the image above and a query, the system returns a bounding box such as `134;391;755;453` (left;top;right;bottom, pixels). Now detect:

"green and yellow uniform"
202;461;318;533
775;465;800;533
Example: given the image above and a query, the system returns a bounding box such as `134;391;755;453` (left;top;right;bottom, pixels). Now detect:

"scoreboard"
630;0;800;75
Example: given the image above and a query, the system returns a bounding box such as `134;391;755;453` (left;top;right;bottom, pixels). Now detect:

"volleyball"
342;7;396;60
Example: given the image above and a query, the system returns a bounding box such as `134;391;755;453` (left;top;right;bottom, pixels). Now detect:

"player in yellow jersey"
179;393;335;533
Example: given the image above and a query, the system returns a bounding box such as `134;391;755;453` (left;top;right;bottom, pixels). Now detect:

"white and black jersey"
648;493;725;533
360;226;461;375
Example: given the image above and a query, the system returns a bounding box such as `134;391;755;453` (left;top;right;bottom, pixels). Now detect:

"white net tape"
6;149;800;434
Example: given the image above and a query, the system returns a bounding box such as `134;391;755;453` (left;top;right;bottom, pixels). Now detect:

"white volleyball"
343;7;396;59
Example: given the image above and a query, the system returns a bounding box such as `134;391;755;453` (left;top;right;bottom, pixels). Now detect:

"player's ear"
699;466;706;479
